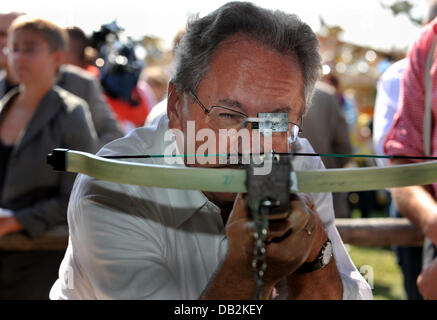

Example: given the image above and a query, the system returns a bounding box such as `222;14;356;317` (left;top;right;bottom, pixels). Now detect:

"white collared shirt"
372;59;407;166
50;114;373;300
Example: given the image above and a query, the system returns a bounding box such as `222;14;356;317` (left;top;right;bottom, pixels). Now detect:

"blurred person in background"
374;57;423;300
322;71;377;218
350;113;380;219
89;21;152;134
384;4;437;299
373;1;437;300
56;64;124;148
300;80;353;218
0;14;123;149
0;15;97;299
141;66;168;126
0;13;21;93
142;66;168;105
321;72;358;132
373;58;408;166
144;29;184;126
60;25;124;147
64;26;100;77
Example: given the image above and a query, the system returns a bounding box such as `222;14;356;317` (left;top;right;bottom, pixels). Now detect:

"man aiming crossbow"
49;2;372;299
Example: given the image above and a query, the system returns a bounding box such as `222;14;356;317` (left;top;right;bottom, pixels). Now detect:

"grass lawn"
346;206;408;300
347;244;406;300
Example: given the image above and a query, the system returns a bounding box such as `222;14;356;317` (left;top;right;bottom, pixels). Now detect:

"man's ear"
167;82;183;130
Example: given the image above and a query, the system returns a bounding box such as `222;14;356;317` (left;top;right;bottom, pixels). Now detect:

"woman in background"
0;16;97;299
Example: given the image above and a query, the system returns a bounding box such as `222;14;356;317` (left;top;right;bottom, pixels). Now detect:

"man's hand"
423;211;437;246
201;192;341;299
391;160;437;246
286;207;342;300
417;258;437;299
391;185;437;246
224;193;321;292
263;193;321;283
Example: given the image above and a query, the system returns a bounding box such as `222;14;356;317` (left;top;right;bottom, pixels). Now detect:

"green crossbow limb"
46;149;437;193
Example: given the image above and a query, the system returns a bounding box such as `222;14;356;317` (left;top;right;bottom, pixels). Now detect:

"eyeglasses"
189;90;302;143
190;90;248;130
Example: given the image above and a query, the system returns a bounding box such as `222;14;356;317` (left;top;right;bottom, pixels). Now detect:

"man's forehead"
208;34;302;83
213;34;299;63
200;34;304;118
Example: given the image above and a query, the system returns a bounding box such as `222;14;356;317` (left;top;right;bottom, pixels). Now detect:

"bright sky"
1;0;428;52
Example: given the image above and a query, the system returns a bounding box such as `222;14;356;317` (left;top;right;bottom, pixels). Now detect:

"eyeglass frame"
189;90;303;135
190;90;248;119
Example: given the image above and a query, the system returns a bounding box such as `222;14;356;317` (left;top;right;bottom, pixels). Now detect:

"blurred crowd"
0;12;173;300
0;1;436;300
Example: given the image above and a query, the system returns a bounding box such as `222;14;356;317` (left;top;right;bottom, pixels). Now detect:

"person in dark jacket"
0;12;123;149
0;15;97;299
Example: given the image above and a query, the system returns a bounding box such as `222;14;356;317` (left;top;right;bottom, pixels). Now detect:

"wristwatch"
295;239;333;274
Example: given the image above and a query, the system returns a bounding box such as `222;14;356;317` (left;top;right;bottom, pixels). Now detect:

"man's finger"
287;198;311;230
227;193;250;225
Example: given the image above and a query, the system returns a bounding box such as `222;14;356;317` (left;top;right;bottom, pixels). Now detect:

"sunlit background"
2;0;428;50
1;0;432;299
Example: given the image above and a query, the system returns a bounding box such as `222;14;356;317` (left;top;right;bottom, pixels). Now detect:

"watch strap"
294;239;332;274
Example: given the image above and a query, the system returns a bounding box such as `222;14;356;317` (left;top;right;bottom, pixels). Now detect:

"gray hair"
171;1;321;113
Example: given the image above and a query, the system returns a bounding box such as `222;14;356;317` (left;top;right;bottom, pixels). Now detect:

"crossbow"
46;147;437;194
46;111;437;194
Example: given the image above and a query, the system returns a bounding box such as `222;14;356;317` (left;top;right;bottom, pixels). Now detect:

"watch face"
322;241;333;265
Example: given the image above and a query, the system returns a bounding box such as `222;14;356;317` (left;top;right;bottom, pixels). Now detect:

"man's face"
169;34;304;203
0;14;18;69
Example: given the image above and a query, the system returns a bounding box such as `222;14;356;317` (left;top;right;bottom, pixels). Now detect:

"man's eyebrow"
218;98;244;110
271;106;292;113
217;99;296;115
